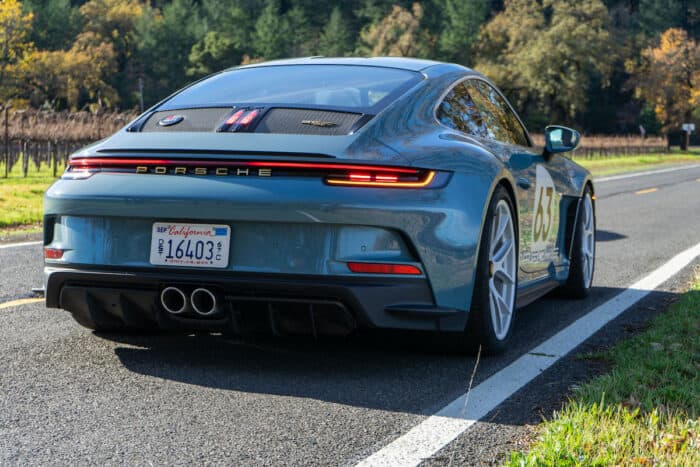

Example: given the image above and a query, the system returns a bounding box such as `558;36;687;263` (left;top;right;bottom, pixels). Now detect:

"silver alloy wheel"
488;199;517;340
581;193;595;288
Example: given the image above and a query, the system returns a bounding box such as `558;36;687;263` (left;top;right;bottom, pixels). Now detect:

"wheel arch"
468;176;519;303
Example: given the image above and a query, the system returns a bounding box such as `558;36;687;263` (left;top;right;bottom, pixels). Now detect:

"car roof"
235;56;465;73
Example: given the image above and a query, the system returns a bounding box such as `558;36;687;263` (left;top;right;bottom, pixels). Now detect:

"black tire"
455;185;518;355
559;187;596;298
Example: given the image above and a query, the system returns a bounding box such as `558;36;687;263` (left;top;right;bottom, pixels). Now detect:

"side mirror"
544;125;580;158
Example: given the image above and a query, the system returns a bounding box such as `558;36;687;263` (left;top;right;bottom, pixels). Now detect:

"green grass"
506;274;700;466
575;152;699;177
0;161;63;234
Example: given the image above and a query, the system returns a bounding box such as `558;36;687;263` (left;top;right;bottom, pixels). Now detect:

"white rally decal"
532;164;558;251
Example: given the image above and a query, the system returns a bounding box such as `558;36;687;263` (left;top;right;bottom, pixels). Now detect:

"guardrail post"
22;140;28;177
3;106;8;178
51;141;57;177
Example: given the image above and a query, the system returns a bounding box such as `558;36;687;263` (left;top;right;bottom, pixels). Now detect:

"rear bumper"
44;170;492;313
45;267;468;334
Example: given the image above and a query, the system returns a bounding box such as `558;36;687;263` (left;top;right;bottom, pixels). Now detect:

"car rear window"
159;65;422;111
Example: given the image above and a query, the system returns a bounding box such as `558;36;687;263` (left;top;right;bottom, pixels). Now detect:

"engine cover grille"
141;108;231;132
256;108;363;135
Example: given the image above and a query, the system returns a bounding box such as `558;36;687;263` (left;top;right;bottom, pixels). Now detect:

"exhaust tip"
160;287;188;314
191;288;218;316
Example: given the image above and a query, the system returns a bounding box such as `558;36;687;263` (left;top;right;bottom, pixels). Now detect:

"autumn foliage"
627;28;700;133
0;0;697;136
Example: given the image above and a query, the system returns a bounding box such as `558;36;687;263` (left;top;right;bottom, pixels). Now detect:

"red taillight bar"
67;158;420;174
65;157;438;188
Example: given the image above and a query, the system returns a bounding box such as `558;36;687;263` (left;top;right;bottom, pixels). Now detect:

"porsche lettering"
134;166;273;176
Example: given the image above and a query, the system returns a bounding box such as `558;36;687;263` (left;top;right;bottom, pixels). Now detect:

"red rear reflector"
347;262;421;275
44;248;64;259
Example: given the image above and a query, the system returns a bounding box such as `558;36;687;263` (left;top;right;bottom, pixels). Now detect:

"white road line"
0;240;42;250
356;240;700;467
596;164;700;183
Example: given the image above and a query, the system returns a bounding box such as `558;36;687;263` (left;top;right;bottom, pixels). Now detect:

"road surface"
1;164;699;465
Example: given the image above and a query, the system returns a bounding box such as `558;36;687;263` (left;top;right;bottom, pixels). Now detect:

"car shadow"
596;229;627;242
104;285;678;419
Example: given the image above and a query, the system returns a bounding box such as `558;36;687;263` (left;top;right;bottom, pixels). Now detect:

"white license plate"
149;222;230;268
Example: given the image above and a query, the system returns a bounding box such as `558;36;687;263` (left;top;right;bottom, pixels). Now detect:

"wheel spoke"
494;267;514;286
494;288;510;318
489;282;502;331
494;208;509;244
493;238;513;263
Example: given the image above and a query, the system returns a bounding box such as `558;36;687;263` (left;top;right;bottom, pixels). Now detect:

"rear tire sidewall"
563;188;595;298
465;185;518;355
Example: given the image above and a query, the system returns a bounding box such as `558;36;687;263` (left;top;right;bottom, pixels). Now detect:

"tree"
0;0;33;100
639;0;698;39
78;0;149;108
627;28;700;134
476;0;613;126
21;40;117;110
137;0;204;105
318;7;353;57
188;31;239;77
24;0;80;51
438;0;489;65
357;3;434;57
254;0;289;60
287;6;315;57
188;0;254;76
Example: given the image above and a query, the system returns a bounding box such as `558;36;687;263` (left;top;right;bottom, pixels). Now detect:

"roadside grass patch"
507;274;700;466
575;153;698;177
0;162;62;233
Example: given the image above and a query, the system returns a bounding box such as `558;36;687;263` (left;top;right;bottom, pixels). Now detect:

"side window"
468;80;530;147
436;82;491;139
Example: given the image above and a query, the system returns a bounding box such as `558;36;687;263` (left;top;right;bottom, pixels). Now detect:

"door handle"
517;177;531;189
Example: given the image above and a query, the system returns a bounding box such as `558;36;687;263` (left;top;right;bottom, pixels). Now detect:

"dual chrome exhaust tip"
160;286;219;316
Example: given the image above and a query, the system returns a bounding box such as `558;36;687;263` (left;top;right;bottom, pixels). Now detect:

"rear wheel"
560;188;595;298
462;186;518;355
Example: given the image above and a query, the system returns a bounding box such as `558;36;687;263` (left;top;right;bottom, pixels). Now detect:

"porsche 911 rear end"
43;60;483;337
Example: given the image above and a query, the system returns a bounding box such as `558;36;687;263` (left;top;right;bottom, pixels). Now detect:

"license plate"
149;222;230;268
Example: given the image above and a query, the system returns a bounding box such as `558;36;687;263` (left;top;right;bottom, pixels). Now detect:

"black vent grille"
141;108;231;132
256;109;363;135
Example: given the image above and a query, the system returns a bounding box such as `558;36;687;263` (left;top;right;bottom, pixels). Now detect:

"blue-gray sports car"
43;57;595;353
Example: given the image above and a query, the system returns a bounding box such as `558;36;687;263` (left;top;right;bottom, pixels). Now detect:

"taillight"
63;157;442;188
326;170;435;188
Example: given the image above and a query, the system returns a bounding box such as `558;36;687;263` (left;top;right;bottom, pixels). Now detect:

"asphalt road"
1;164;699;465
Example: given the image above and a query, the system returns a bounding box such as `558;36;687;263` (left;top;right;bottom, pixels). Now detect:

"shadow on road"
596;230;627;242
102;286;678;417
